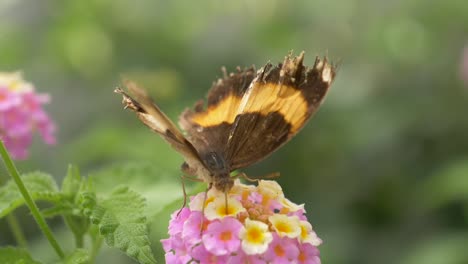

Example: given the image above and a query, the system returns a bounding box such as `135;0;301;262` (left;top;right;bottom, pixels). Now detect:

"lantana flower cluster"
162;180;322;264
0;72;56;159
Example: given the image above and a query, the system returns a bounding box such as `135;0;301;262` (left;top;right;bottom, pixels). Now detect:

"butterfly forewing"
179;67;256;159
224;53;336;170
179;52;337;172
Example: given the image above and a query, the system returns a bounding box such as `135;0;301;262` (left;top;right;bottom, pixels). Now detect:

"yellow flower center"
269;214;301;238
276;221;291;234
205;196;215;205
300;225;307;239
205;196;245;220
9;80;20;91
246;226;264;244
216;204;236;216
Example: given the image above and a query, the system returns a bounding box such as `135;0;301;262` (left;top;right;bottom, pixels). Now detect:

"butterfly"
115;51;336;194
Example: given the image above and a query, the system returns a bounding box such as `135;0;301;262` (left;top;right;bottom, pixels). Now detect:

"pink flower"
191;244;229;264
264;234;300;263
297;243;321;264
0;72;56;159
161;180;323;264
202;217;242;255
0;88;21;110
164;248;191;264
163;252;181;264
168;207;190;236
226;251;266;264
182;211;204;248
288;207;308;221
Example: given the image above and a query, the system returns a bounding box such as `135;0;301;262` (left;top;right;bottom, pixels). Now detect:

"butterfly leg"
237;172;258;183
261;171;281;180
235;171;281;183
181;162;203;182
200;182;213;235
176;176;188;217
176;174;205;217
181;174;204;182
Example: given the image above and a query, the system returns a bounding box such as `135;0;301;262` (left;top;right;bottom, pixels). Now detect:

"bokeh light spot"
384;18;429;64
64;25;113;77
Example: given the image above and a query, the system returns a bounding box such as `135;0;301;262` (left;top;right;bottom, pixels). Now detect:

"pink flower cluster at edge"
161;180;322;264
0;72;56;159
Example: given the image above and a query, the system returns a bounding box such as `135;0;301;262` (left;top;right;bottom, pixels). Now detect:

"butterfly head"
202;151;234;192
213;174;234;193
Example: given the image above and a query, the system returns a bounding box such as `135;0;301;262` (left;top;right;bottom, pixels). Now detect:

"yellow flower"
190;187;236;212
280;197;305;213
299;221;322;246
0;72;33;92
239;218;273;255
269;214;301;238
204;195;246;220
258;180;284;200
229;179;255;200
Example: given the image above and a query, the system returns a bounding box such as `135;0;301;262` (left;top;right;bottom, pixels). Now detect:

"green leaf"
62;165;82;200
0;172;62;218
63;249;89;264
90;161;199;216
0;247;42;264
83;186;156;264
61;165;91;247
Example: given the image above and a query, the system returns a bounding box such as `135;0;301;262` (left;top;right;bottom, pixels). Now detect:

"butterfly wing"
179;67;256;159
225;52;337;170
115;80;209;179
179;52;336;171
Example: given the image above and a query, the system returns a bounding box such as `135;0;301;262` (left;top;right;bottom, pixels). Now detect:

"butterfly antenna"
176;176;188;217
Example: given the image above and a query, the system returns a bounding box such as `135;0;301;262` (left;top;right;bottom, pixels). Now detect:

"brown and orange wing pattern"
225;52;336;170
179;67;256;156
180;52;337;171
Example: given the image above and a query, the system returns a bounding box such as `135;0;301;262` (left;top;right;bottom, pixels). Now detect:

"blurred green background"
1;0;468;263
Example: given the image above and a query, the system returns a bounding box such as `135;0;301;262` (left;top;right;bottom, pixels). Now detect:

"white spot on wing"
322;64;333;84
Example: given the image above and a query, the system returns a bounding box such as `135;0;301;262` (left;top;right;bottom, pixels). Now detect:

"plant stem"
64;215;85;248
6;214;28;248
0;166;28;248
90;236;103;262
75;232;84;248
0;141;65;259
